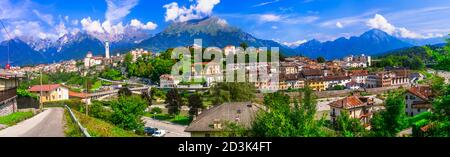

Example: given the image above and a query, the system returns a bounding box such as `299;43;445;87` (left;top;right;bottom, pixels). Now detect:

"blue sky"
1;0;449;46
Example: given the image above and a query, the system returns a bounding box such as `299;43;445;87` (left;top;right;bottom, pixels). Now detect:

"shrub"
150;107;163;114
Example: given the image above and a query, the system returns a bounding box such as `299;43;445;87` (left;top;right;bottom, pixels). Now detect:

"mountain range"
0;16;447;66
293;29;415;59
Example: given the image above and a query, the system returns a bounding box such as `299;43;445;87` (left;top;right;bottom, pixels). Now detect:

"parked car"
144;127;156;135
152;129;166;137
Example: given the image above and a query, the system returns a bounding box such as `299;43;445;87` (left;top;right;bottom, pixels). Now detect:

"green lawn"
64;110;83;137
144;113;191;126
69;109;141;137
0;112;34;126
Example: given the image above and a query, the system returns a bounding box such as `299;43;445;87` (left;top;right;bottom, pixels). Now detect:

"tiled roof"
68;91;89;98
329;96;367;109
302;69;323;76
28;84;61;92
407;86;433;101
349;70;369;76
185;102;261;132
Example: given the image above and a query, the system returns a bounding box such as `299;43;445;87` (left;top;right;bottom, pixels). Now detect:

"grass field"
144;113;191;126
0;112;34;126
68;109;141;137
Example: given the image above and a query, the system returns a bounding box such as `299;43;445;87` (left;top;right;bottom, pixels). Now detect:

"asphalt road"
142;117;190;137
0;108;65;137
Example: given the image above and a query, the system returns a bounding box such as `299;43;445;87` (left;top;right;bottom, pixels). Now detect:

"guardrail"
65;105;91;137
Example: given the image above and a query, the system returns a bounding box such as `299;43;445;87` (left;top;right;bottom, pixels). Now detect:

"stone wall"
0;98;17;116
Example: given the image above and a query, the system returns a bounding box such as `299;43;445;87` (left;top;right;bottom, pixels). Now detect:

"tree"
101;68;123;81
210;82;256;105
188;93;203;117
240;42;249;50
124;53;133;66
317;57;326;63
432;84;450;118
331;85;345;90
141;90;152;107
335;110;365;137
370;92;409;136
166;89;183;115
251;87;329;137
110;96;148;131
424;36;450;71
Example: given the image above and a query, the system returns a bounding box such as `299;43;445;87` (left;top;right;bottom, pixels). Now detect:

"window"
417;109;421;113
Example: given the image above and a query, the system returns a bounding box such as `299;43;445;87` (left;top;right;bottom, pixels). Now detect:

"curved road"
142;117;190;137
0;108;65;137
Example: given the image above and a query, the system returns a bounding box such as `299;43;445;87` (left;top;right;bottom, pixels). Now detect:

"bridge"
69;87;151;101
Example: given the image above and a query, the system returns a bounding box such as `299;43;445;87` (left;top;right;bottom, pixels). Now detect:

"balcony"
0;88;17;103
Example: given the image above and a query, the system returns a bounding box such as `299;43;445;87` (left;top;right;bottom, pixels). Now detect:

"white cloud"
33;10;54;26
259;14;281;22
130;19;157;30
336;22;343;28
366;14;442;39
2;20;59;40
253;0;280;7
282;40;307;48
71;19;79;26
272;26;278;29
255;13;318;24
0;0;27;20
105;0;139;23
80;17;105;34
163;0;220;22
366;14;396;34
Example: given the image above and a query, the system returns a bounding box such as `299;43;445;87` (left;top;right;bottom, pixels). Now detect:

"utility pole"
39;70;43;112
85;63;90;116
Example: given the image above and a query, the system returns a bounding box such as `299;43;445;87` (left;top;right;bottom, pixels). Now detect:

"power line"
0;19;11;66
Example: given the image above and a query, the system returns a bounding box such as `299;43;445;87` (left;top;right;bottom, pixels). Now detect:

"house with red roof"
28;84;69;103
329;95;375;126
405;86;434;117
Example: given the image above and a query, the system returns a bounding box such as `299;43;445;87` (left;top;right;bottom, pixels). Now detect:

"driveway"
142;117;190;137
0;108;65;137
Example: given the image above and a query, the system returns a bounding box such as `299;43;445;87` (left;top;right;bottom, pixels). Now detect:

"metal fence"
65;105;91;137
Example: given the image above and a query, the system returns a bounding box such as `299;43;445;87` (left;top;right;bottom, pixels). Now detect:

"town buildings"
83;51;104;68
130;48;150;62
343;54;372;68
28;84;69;103
0;70;22;116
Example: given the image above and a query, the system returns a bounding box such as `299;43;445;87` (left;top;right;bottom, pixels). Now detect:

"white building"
130;48;150;62
343;54;371;68
160;74;180;88
329;95;375;126
83;52;103;68
405;86;434;117
322;76;352;90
